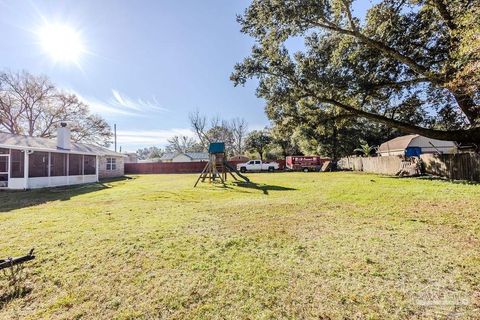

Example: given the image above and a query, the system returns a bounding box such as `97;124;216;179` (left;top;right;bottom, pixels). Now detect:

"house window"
106;157;116;171
50;153;67;176
84;155;96;175
69;154;83;176
29;152;49;178
10;149;24;178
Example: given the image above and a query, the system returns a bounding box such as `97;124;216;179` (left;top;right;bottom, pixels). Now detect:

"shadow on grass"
0;287;32;309
231;181;296;195
385;175;480;185
0;176;133;213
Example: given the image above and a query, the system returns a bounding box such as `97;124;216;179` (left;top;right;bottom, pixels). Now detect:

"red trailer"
285;156;330;172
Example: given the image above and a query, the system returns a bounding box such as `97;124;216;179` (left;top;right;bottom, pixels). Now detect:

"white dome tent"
378;135;457;157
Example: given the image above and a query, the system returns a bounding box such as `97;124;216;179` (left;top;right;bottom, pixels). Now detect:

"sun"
38;23;86;64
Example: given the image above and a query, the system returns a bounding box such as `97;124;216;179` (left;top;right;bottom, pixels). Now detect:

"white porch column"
48;152;51;187
96;156;99;182
23;150;29;189
66;154;70;186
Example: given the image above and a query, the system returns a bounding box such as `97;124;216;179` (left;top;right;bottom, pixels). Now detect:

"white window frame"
0;152;10;188
106;157;117;171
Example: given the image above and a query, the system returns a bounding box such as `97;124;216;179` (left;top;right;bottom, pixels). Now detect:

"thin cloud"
110;89;168;112
83;96;140;116
69;89;168;117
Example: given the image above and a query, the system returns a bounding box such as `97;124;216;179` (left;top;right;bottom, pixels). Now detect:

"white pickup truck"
236;160;280;173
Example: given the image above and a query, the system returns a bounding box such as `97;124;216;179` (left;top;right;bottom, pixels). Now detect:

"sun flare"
38;23;85;64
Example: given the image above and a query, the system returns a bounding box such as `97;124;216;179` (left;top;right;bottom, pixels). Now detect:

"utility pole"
114;124;117;152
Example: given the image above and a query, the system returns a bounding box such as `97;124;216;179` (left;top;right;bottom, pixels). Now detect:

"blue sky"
0;0;373;151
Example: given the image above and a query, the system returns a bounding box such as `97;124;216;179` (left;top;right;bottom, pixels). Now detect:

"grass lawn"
1;172;479;319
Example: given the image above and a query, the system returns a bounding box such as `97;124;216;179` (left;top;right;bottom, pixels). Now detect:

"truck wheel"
240;167;247;173
303;167;309;173
268;167;274;172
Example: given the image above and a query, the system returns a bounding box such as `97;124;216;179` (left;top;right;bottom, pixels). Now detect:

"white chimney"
57;122;71;150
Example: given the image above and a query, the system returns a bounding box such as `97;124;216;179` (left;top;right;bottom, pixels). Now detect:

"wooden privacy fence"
338;156;419;176
338;153;480;181
420;153;480;181
125;160;286;174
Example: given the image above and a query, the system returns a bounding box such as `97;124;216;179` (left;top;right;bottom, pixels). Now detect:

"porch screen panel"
69;154;83;175
0;148;8;154
83;155;96;175
10;149;24;178
0;156;7;172
50;153;67;176
29;152;49;177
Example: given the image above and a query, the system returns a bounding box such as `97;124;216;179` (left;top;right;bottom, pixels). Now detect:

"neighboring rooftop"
160;152;209;161
0;132;123;157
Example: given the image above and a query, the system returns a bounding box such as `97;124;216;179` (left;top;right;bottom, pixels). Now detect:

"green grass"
0;172;479;319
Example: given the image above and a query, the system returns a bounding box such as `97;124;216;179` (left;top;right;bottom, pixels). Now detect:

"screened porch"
0;147;98;189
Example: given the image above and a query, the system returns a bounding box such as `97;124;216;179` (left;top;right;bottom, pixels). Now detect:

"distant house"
0;123;125;190
124;152;138;163
160;152;209;162
138;158;162;163
378;134;457;157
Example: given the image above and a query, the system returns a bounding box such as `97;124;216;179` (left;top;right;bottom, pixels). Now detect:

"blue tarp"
405;147;422;157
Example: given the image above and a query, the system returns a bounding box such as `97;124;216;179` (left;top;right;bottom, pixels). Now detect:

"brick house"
0;124;125;190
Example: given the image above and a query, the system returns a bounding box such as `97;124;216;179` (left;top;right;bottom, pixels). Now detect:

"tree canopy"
245;129;272;160
232;0;480;144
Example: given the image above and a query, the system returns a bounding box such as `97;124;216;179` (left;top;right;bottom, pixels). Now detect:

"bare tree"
231;117;248;155
0;71;54;136
0;70;112;146
166;135;203;153
189;111;249;155
189;110;209;149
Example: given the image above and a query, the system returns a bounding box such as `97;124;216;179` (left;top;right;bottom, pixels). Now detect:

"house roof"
159;152;177;160
378;135;418;153
0;132;124;157
160;152;209;160
185;152;209;160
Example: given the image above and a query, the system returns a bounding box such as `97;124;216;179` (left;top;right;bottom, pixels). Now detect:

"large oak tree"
232;0;480;144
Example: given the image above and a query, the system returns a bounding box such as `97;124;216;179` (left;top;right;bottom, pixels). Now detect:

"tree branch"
341;0;358;31
430;0;456;30
367;78;431;89
307;94;480;143
305;18;436;81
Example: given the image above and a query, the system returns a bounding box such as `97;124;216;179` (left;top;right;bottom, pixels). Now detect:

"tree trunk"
331;123;338;161
452;91;480;125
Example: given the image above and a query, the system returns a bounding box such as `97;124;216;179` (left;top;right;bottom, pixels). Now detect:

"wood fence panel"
339;154;480;181
421;153;480;181
338;156;404;175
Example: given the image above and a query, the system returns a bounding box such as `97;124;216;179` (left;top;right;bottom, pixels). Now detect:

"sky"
0;0;373;152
